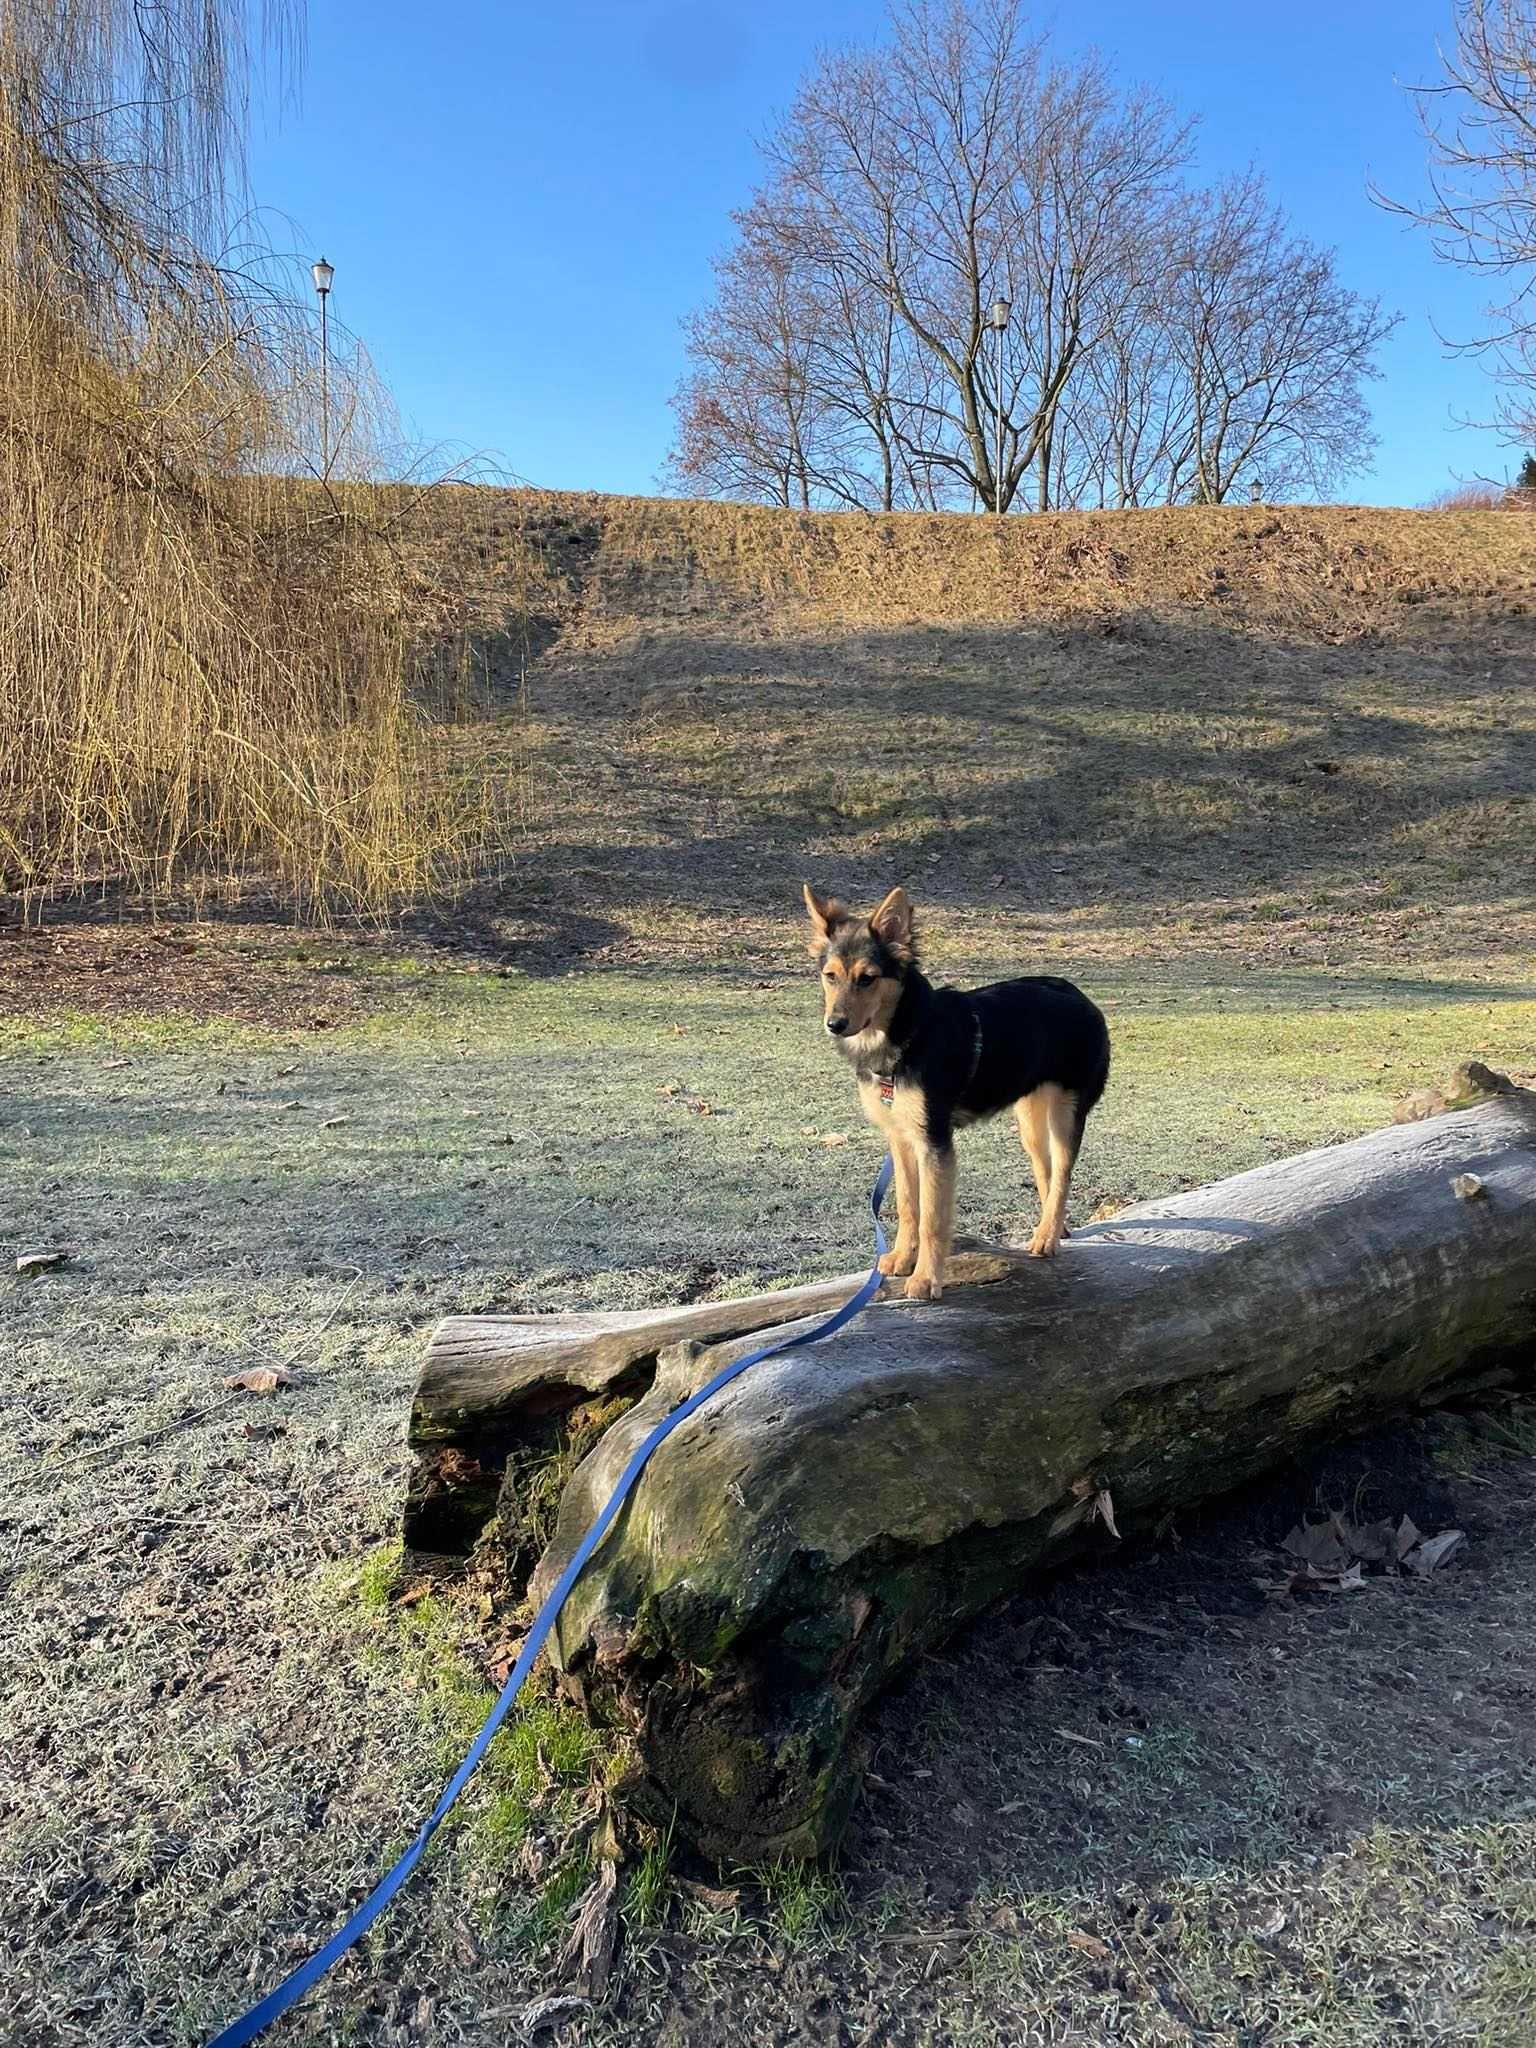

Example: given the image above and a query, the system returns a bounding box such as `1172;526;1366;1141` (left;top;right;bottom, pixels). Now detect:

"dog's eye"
855;970;879;986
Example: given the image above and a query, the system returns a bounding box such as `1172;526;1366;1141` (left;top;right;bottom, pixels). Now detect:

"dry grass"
490;488;1536;640
407;494;1536;991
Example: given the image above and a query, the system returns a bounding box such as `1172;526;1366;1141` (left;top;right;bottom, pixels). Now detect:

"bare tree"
1166;178;1394;502
1382;0;1536;440
668;217;827;507
762;2;1190;511
673;0;1392;512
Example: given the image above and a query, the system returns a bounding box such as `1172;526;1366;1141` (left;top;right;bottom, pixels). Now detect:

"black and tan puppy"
804;884;1110;1301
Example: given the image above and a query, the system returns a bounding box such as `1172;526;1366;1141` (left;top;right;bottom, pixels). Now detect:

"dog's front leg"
906;1143;955;1301
879;1137;921;1277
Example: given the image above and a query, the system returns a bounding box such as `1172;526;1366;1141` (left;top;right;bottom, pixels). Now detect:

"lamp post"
311;256;335;480
986;296;1011;515
1250;475;1264;506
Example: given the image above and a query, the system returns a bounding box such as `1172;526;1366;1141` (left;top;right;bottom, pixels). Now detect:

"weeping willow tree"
0;0;509;917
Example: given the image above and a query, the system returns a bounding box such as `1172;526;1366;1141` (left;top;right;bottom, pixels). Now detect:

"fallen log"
408;1094;1536;1860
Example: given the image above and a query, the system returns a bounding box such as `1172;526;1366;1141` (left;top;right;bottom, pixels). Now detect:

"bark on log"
408;1096;1536;1861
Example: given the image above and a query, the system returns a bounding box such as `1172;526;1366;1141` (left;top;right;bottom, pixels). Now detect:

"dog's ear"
803;882;848;954
868;886;916;963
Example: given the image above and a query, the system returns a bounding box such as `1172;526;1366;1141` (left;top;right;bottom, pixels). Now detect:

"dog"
804;883;1110;1302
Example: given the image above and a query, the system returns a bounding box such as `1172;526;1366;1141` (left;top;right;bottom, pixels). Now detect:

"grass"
4;957;1534;2045
627;1820;675;1931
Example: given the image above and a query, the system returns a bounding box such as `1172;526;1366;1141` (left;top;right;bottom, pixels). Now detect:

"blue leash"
207;1155;893;2047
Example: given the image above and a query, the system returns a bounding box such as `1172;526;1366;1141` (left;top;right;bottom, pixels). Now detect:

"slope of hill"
414;492;1536;980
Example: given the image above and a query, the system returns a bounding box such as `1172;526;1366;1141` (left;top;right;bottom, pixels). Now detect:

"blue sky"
248;1;1519;505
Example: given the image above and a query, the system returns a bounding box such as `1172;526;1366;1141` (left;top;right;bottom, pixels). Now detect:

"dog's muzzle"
826;1015;851;1036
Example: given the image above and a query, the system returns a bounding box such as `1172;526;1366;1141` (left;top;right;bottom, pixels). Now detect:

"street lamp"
986;296;1011;516
1249;475;1264;506
311;256;335;481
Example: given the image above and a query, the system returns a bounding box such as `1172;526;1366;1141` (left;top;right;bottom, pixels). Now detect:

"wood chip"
515;1993;591;2039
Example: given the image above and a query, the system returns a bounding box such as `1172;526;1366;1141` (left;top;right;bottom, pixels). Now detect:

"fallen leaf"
1250;1903;1287;1939
821;1132;850;1147
1451;1172;1486;1201
1394;1514;1423;1561
321;1114;350;1129
1406;1529;1466;1575
1283;1516;1351;1575
241;1419;286;1441
488;1637;527;1687
1093;1487;1121;1540
1066;1928;1112;1959
16;1248;69;1277
222;1366;296;1395
800;1124;818;1136
1054;1726;1103;1748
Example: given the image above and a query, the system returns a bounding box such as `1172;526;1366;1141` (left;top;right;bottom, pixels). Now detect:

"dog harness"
874;1011;983;1107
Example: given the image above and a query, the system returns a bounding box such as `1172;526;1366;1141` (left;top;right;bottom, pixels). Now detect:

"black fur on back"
844;966;1110;1154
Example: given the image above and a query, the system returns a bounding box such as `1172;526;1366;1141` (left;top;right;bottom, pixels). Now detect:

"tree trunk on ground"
406;1095;1536;1861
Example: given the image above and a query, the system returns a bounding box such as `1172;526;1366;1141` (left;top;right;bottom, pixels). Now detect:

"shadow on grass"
850;1409;1536;1912
478;608;1536;952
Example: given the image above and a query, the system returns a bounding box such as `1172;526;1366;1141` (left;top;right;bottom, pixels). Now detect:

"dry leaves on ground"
1264;1509;1466;1597
222;1365;297;1395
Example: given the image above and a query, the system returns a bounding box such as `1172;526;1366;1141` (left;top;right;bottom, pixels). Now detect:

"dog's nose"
826;1015;851;1036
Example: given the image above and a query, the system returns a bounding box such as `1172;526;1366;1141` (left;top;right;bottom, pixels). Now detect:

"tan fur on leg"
879;1136;921;1277
1016;1094;1052;1211
1027;1085;1079;1258
907;1145;956;1301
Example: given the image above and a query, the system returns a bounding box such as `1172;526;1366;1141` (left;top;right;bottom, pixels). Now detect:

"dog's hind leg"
879;1135;921;1278
1017;1089;1070;1245
1027;1084;1081;1259
1016;1092;1053;1215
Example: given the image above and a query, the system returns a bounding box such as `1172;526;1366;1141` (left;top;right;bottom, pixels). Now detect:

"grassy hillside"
436;490;1536;635
397;492;1536;984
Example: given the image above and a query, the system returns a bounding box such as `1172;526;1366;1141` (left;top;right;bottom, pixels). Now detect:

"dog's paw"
1027;1226;1062;1259
904;1270;943;1302
879;1246;917;1277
